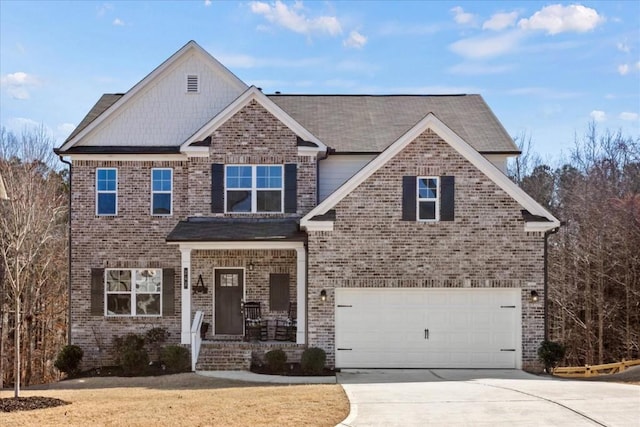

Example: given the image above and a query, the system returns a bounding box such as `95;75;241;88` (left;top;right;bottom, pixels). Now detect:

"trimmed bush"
537;340;566;372
161;345;191;373
146;327;170;362
54;345;84;376
265;349;287;373
113;333;149;376
301;347;326;375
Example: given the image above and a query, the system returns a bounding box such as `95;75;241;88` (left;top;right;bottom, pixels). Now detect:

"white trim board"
301;113;560;232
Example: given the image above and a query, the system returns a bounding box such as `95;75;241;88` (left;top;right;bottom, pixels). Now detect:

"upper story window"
186;74;199;93
417;177;439;221
106;268;162;316
96;168;117;216
151;168;172;216
225;165;283;213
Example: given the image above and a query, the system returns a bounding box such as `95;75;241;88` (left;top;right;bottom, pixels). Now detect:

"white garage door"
335;288;521;369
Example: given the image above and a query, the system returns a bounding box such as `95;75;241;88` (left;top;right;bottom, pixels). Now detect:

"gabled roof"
269;94;518;154
58;40;247;152
301;112;560;232
181;86;327;152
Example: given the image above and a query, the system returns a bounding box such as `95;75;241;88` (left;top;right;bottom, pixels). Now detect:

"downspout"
58;155;72;344
543;225;561;341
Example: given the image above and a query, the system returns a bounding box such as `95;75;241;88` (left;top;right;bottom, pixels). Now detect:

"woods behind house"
0;123;638;387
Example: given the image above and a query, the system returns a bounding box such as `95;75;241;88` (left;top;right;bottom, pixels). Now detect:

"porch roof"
166;217;307;242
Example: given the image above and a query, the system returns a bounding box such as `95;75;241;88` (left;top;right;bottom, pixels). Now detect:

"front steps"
195;341;305;371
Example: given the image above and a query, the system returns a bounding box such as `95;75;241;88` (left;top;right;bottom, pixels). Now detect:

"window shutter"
162;268;175;316
211;163;224;213
402;176;417;221
440;176;455;221
90;268;105;316
270;273;290;311
284;163;297;213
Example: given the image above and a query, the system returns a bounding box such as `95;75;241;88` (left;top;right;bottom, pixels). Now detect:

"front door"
214;269;244;335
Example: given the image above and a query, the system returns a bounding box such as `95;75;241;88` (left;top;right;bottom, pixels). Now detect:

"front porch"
195;339;306;371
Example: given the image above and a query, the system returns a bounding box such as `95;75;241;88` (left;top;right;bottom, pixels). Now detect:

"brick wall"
307;129;545;370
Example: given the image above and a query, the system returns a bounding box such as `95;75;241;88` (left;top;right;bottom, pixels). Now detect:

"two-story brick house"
56;41;560;372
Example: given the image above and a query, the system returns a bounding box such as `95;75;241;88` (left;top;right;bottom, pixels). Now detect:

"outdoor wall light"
530;290;539;303
248;262;254;271
320;290;327;302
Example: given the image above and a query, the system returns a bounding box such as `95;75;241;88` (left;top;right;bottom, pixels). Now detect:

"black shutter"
269;273;290;311
402;176;417;221
284;163;297;213
90;268;105;316
440;176;455;221
211;163;224;213
162;268;175;316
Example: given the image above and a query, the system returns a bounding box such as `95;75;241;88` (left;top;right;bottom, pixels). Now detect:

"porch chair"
243;302;268;341
274;302;297;342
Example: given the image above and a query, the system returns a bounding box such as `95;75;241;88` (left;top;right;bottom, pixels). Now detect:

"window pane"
227;190;251;212
107;270;131;291
418;178;437;199
107;295;131;315
226;166;252;188
98;193;116;215
257;190;282;212
135;269;161;292
136;294;160;315
152;193;171;215
152;170;172;192
98;169;116;191
257;166;282;189
419;201;436;220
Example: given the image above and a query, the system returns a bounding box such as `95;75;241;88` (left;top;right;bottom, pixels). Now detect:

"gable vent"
186;74;199;93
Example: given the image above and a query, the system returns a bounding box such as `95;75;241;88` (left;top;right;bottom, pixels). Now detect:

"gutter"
543;224;562;341
58;155;73;344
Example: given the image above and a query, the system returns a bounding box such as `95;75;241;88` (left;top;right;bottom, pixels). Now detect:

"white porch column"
295;247;306;344
180;248;192;344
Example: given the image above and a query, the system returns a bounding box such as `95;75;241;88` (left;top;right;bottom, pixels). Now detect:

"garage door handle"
425;329;429;340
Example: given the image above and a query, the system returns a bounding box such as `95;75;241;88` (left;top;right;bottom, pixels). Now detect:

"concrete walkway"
337;369;640;426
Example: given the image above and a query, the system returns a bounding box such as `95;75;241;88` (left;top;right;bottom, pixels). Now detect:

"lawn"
0;373;350;426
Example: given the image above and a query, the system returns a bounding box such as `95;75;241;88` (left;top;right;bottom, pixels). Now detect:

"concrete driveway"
337;369;640;426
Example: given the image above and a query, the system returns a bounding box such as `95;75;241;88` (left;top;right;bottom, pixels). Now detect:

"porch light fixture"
530;290;539;303
320;290;327;302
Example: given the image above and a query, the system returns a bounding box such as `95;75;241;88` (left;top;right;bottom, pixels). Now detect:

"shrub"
113;333;149;376
54;345;84;376
538;340;566;372
301;347;326;375
146;327;170;362
265;349;287;373
161;345;191;373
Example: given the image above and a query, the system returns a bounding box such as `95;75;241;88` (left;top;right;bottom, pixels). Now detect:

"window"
151;168;172;215
105;268;162;316
186;74;199;93
226;165;283;213
417;177;439;221
96;168;117;215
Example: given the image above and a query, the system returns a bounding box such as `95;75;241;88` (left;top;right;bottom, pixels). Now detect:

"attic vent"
186;74;199;93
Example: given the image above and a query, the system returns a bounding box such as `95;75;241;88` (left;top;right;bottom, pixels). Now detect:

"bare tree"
0;125;68;396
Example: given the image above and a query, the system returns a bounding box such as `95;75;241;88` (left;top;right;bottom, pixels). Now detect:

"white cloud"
343;30;367;49
97;3;113;17
249;1;341;36
213;52;324;69
57;123;76;138
450;6;476;25
112;18;125;26
518;4;604;35
619;112;639;121
636;61;640;70
482;11;518;31
378;22;440;36
590;110;606;122
618;64;629;75
449;31;523;59
448;62;514;75
616;42;630;53
204;0;212;6
1;72;40;100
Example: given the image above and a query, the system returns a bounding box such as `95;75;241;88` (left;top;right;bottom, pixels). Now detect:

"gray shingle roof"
63;94;124;144
166;217;306;242
268;94;518;153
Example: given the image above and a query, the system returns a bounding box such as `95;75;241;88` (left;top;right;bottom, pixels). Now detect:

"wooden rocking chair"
274;302;297;342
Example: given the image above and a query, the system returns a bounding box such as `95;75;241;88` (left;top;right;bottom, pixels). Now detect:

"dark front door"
214;269;244;335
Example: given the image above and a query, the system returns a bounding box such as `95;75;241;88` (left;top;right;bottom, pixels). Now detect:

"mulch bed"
0;396;70;413
251;362;335;376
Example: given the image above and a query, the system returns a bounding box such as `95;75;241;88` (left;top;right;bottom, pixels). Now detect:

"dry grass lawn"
1;373;349;426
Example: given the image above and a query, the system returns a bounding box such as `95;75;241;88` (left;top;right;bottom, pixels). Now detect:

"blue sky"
1;1;638;159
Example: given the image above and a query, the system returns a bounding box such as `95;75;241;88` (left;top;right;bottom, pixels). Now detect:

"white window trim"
151;168;173;216
186;74;199;93
224;165;284;214
96;167;117;216
417;176;440;222
105;268;163;317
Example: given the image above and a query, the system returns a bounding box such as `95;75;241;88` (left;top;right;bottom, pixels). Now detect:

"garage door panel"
335;288;521;369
